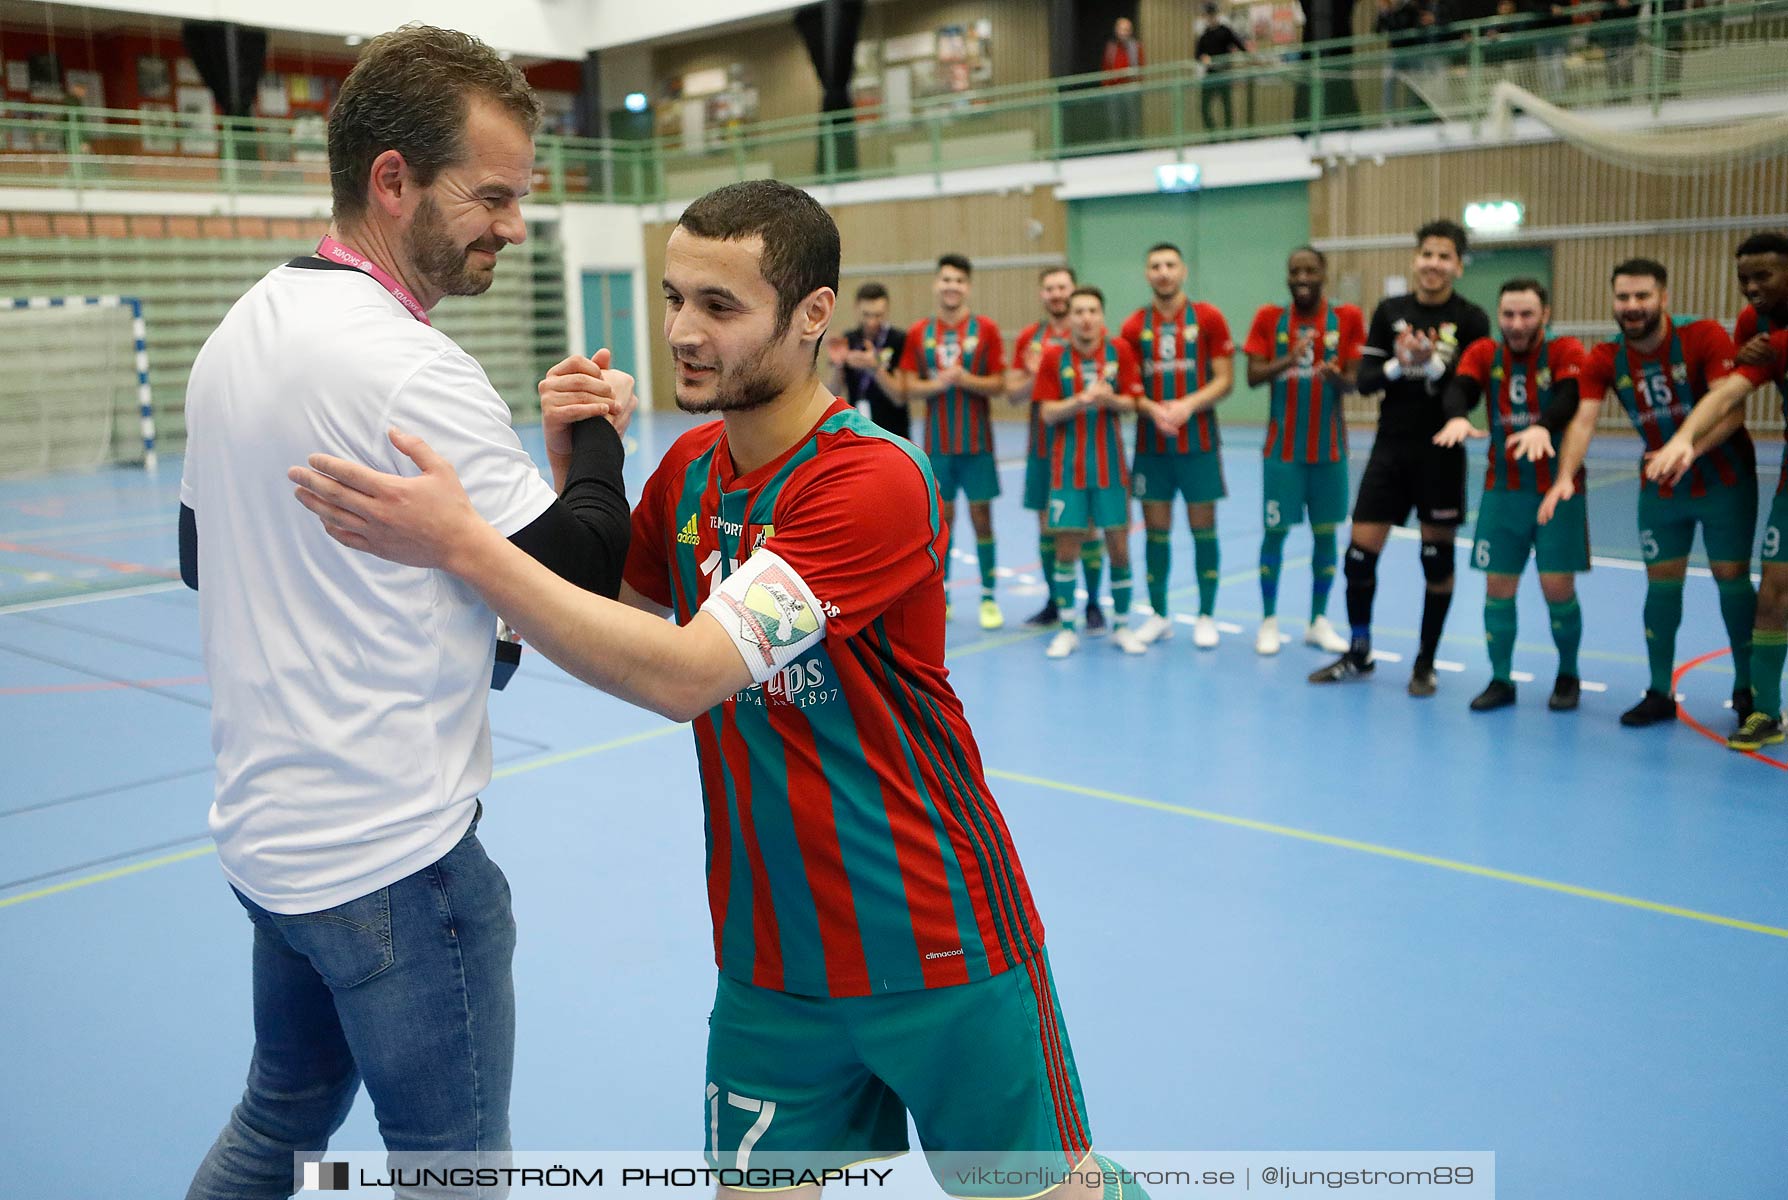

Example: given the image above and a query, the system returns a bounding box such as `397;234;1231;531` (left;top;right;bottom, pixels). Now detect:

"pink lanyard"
316;235;431;325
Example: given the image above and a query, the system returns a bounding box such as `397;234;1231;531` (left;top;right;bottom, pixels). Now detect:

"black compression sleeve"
1441;375;1481;421
179;503;198;590
507;419;630;598
1536;378;1582;437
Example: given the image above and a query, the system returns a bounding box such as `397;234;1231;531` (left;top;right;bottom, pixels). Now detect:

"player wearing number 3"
1518;258;1761;731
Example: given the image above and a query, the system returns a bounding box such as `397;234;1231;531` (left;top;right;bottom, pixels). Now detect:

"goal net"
0;296;156;477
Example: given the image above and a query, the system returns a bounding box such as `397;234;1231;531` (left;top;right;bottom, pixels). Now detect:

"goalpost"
0;295;157;477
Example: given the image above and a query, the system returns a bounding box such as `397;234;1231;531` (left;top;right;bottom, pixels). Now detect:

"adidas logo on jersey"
677;514;700;545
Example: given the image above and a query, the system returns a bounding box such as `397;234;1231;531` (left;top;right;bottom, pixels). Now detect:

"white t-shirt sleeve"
384;349;557;538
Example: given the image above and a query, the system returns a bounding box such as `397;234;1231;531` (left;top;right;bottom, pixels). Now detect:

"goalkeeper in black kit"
1309;219;1491;695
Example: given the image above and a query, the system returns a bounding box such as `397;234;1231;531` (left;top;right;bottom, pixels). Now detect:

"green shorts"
932;452;1001;504
1132;451;1226;504
1763;487;1788;566
1023;454;1050;512
1262;458;1350;532
1637;481;1758;565
704;951;1092;1197
1047;483;1130;532
1471;487;1590;576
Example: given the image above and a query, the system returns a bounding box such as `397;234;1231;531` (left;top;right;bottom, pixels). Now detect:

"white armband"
700;549;829;684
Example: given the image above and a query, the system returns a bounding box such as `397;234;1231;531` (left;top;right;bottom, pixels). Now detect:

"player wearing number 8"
1540;258;1761;730
1032;287;1146;659
1434;280;1589;712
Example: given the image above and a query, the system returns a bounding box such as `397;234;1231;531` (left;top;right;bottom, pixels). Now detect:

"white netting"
0;303;136;477
1480;79;1788;173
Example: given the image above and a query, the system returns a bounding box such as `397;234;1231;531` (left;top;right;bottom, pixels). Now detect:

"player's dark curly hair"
1499;277;1549;306
937;253;973;277
1611;258;1668;286
1416;219;1468;257
678;179;840;338
1736;232;1788;259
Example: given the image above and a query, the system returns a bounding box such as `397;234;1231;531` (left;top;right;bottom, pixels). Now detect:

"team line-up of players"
824;223;1788;752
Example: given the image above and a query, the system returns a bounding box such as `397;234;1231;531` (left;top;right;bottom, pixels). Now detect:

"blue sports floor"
2;417;1784;1199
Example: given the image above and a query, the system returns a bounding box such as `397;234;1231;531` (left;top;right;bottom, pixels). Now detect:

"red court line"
1671;648;1788;771
0;539;179;578
0;674;206;697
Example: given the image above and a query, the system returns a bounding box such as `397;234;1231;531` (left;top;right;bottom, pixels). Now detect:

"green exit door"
1455;245;1553;319
581;271;636;377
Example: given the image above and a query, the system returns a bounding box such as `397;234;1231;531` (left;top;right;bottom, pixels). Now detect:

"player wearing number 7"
1515;258;1760;731
1645;263;1788;749
1433;279;1589;713
1032;286;1147;659
289;180;1146;1200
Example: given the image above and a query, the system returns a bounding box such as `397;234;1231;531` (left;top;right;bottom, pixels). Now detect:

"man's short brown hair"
328;24;542;221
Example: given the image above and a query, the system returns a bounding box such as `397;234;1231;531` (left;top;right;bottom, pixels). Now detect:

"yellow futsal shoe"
978;598;1005;630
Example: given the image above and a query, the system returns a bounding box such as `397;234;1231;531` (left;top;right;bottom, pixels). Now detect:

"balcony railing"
0;0;1782;206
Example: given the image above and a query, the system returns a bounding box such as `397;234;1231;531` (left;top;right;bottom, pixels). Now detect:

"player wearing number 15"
1242;246;1364;658
1644;235;1788;749
1540;258;1760;730
1033;286;1146;659
1433;280;1588;713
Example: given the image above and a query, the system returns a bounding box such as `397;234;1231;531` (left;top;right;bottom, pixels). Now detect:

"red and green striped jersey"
1454;334;1587;495
1016;319;1073;461
1031;337;1142;491
1579;316;1754;501
1242;301;1366;464
898;314;1005;458
1119;299;1232;457
1733;323;1788;494
622;397;1045;998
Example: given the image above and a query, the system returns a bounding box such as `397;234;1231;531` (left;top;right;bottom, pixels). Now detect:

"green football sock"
1145;529;1171;615
1717;575;1757;691
1109;561;1133;618
1259;530;1287;619
1052;560;1079;630
1080;538;1105;605
1310;524;1339;621
1193;528;1220;617
1751;627;1788;719
1644;578;1686;694
976;537;997;602
1547;596;1583;678
1038;529;1053;577
1485;596;1517;684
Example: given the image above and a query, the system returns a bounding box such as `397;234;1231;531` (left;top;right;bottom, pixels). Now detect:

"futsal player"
1241;246;1363;657
1031;286;1147;658
291;179;1148;1200
1009;265;1106;631
1310;219;1491;696
1535;258;1758;730
1118;243;1234;649
1432;279;1589;711
1641;242;1788;748
899;254;1007;629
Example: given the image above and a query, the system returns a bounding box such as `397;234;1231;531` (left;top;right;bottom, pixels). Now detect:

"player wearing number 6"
1432;280;1589;712
1242;246;1364;658
1644;234;1788;749
1032;286;1146;659
1525;258;1760;730
289;180;1145;1200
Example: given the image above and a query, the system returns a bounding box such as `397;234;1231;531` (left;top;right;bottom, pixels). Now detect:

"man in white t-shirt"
179;27;633;1198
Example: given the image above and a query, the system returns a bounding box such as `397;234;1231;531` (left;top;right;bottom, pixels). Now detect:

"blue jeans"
187;811;516;1199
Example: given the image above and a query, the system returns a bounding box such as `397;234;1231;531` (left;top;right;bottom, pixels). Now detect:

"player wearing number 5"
1242;247;1364;658
1526;259;1759;730
1433;280;1589;712
1032;287;1146;659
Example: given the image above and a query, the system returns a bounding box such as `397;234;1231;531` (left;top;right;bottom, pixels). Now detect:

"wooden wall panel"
640;189;1068;410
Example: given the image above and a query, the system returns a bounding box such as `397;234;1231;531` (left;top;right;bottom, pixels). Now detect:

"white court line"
0;580;185;616
1434;659;1466;672
1511;670;1535;683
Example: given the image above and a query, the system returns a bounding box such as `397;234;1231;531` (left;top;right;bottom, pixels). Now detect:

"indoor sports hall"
2;3;1785;1199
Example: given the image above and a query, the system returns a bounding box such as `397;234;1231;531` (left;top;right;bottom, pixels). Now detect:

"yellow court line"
984;767;1788;941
